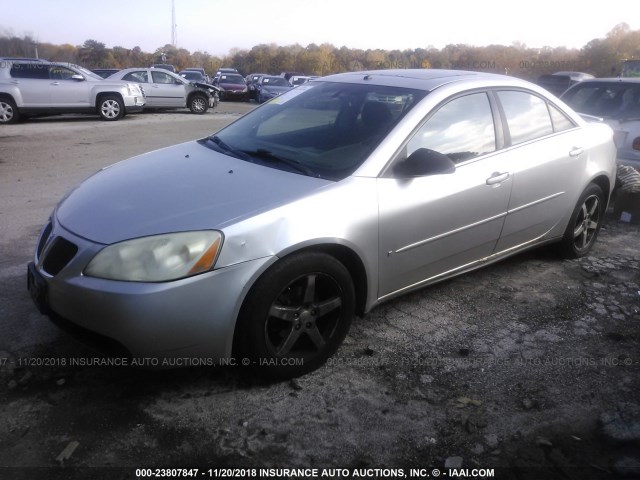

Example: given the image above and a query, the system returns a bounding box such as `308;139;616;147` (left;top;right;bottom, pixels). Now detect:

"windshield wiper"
204;136;252;161
240;148;318;177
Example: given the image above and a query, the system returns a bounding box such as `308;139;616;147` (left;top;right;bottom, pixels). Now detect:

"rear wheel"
189;94;208;114
0;98;19;124
557;183;605;258
234;252;355;378
98;95;124;121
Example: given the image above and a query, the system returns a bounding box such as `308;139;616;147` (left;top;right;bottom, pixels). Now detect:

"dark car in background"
91;68;120;78
255;75;293;103
245;72;268;100
537;71;594;97
151;64;177;73
179;70;206;83
214;73;248;101
182;67;210;83
561;78;640;169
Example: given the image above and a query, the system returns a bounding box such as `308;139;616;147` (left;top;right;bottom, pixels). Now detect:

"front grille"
42;237;78;276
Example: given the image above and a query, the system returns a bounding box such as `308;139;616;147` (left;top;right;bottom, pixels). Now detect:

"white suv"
0;60;145;124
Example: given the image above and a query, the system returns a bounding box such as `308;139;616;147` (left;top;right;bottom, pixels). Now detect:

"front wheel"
234;252;355;378
98;95;124;121
556;183;605;258
0;98;20;124
189;94;209;114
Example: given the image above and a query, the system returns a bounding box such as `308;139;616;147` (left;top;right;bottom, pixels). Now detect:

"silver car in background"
28;70;616;377
0;60;144;123
561;78;640;169
108;67;219;114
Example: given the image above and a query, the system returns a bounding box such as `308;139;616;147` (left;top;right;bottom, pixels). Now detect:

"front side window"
151;71;178;84
123;71;149;83
406;92;496;164
206;82;426;180
498;91;553;145
49;66;77;80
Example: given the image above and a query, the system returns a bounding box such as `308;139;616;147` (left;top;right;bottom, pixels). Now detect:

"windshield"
76;66;104;80
262;77;290;87
203;81;426;180
219;75;244;84
562;83;640;119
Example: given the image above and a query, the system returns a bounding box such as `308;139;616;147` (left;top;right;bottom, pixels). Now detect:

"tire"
98;95;124;121
189;94;208;114
0;97;19;124
557;183;605;258
234;252;355;378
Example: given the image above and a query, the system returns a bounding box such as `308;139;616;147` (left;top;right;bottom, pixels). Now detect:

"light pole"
32;42;39;59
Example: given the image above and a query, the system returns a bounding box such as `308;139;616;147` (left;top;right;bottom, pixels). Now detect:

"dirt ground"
0;103;639;480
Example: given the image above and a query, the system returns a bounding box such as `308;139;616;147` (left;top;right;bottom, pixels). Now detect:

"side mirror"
71;74;85;81
393;148;456;177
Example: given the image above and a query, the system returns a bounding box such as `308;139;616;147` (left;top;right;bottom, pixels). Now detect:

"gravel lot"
1;104;639;480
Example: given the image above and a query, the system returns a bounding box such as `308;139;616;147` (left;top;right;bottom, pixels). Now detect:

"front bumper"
220;89;249;101
28;218;273;361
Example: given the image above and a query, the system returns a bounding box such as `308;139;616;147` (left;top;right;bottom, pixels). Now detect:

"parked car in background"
151;64;177;73
213;73;249;101
182;67;210;83
109;68;218;114
27;69;616;378
0;60;144;123
213;67;239;82
91;68;120;78
537;71;594;96
561;78;640;169
254;75;293;103
289;75;311;86
280;71;305;82
245;72;268;100
179;70;206;83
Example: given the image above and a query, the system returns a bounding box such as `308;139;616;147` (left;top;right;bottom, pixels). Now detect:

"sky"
2;0;638;56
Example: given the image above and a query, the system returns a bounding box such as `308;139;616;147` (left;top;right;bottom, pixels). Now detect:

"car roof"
570;77;640;84
319;69;515;91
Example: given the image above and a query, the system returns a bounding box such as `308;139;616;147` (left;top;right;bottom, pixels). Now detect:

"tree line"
1;23;638;80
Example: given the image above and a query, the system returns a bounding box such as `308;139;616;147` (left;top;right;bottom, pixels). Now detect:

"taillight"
633;137;640;151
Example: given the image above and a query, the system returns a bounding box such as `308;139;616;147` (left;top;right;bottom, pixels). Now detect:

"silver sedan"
28;70;617;377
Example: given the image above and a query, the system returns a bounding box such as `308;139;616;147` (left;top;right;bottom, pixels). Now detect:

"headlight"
85;231;223;282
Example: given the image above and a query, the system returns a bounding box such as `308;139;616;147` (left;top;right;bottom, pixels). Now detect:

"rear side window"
10;63;49;79
498;91;553;145
548;104;575;132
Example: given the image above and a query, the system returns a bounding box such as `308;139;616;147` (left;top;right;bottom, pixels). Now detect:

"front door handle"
569;147;583;157
486;172;510;185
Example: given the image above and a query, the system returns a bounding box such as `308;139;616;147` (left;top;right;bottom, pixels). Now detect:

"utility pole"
171;0;177;47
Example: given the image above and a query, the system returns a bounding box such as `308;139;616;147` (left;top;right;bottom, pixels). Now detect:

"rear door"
9;63;50;107
491;90;583;252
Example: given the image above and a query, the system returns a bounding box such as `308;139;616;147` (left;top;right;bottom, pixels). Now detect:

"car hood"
56;141;332;245
192;81;221;93
262;86;291;93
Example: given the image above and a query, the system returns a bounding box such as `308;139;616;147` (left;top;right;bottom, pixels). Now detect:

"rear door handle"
569;147;583;157
50;81;60;86
486;172;510;185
